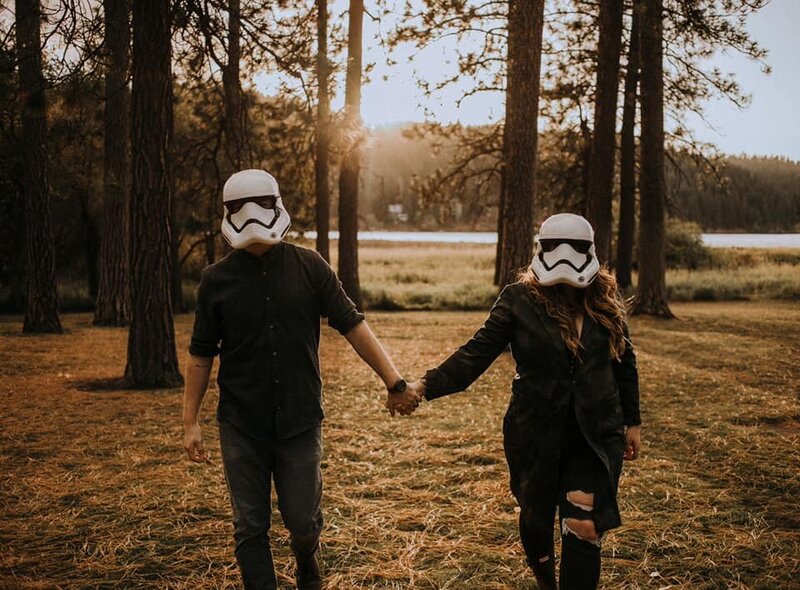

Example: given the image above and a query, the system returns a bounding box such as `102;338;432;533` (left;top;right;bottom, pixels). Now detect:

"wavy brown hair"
518;267;629;360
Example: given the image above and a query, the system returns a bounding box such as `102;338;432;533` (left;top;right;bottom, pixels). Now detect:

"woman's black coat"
423;281;641;534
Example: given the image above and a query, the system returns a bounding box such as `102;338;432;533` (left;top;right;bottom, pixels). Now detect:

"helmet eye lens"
252;195;277;209
540;239;592;254
226;195;277;215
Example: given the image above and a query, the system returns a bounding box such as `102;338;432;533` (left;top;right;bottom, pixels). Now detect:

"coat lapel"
531;300;599;365
579;312;595;350
531;302;567;360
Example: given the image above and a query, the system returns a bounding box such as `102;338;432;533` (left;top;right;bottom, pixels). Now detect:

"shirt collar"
235;241;284;266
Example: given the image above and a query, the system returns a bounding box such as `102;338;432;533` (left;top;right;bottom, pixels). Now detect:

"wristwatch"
388;378;407;394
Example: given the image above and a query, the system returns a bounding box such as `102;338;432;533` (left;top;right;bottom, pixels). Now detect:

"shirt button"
269;324;274;329
265;296;271;302
273;378;279;384
272;351;277;357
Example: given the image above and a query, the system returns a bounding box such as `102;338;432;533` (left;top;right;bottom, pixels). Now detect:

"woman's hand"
386;380;425;417
623;425;641;460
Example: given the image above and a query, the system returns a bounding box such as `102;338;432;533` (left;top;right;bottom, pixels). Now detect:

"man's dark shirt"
189;241;364;440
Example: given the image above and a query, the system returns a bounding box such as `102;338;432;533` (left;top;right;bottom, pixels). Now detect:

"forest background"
1;0;798;320
2;1;800;588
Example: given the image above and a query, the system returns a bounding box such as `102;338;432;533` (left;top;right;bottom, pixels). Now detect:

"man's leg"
219;421;278;590
273;425;324;590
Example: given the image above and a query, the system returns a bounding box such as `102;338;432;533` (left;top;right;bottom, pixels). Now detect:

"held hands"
623;425;641;461
386;380;426;417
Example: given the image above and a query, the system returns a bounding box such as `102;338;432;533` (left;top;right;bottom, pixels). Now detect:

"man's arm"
343;321;422;416
182;354;214;463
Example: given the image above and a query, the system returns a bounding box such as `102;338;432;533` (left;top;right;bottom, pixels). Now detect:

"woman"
415;213;641;590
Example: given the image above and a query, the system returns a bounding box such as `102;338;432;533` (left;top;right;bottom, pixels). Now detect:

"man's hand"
386;380;425;417
623;425;641;460
184;422;210;463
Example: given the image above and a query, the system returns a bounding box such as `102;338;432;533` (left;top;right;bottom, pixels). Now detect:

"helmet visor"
539;238;592;255
225;195;278;215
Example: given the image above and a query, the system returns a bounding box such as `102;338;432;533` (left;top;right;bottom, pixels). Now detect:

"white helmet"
221;169;292;249
531;213;599;288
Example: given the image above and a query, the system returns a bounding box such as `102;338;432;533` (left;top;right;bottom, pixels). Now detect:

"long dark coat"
423;281;640;534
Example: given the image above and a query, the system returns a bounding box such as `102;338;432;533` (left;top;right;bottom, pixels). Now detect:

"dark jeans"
219;420;323;590
518;405;608;590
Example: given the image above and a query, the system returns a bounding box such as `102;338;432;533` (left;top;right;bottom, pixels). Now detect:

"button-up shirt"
189;241;364;439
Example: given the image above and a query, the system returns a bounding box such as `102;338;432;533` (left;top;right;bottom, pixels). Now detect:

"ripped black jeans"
516;405;610;590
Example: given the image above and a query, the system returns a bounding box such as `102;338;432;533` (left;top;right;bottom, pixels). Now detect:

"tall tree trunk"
78;189;100;299
223;0;244;171
95;0;131;326
315;0;331;262
632;0;673;317
16;0;61;333
585;0;624;264
493;162;506;285
125;0;183;387
337;0;364;308
497;0;545;287
171;229;185;313
616;1;641;290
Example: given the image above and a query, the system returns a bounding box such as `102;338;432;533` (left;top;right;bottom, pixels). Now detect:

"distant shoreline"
300;230;800;249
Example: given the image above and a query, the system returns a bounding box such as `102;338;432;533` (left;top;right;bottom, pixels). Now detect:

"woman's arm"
612;321;641;426
423;285;515;400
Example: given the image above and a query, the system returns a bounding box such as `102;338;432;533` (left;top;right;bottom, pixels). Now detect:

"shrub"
666;219;713;269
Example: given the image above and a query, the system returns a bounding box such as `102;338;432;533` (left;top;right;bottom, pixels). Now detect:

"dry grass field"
1;301;799;589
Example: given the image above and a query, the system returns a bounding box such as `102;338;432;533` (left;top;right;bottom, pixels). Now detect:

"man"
182;169;421;590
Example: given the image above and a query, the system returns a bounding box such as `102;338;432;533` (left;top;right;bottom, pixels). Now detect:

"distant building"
387;203;408;224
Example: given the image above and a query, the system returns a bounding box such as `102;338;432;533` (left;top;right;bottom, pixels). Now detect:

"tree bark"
585;0;624;264
616;0;641;289
78;188;100;299
337;0;364;309
95;0;131;326
497;0;545;287
125;0;183;386
315;0;332;262
223;0;244;171
493;162;506;285
632;0;673;317
16;0;62;333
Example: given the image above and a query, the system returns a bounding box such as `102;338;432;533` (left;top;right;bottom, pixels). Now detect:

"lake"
302;231;800;249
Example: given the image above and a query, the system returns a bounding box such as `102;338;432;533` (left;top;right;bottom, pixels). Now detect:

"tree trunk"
78;188;100;299
337;0;364;309
585;0;624;264
493;162;506;285
125;0;183;387
497;0;545;287
616;0;641;290
223;0;244;171
16;0;61;333
95;0;131;326
632;0;673;317
315;0;331;262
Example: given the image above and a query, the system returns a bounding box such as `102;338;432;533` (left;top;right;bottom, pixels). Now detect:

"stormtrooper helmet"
531;213;600;288
221;169;292;249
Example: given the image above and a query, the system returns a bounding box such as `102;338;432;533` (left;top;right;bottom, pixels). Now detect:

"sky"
352;0;800;161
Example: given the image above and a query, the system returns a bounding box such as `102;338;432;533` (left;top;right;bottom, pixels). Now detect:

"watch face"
394;379;407;393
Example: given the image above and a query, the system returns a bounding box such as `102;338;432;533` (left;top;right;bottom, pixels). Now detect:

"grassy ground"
1;301;798;589
340;242;800;310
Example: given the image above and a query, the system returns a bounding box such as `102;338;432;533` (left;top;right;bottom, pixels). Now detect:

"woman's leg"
504;433;558;589
557;409;607;590
519;508;557;590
